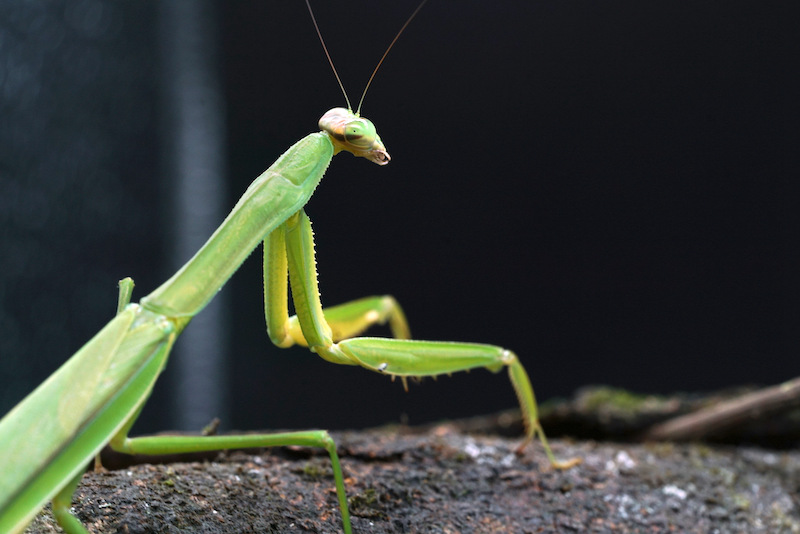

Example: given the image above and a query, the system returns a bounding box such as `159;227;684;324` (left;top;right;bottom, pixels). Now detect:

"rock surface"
27;424;800;533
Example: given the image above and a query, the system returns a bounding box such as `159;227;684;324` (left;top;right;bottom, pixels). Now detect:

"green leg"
289;295;411;344
51;472;89;534
333;338;578;468
94;277;138;474
117;277;135;314
110;430;351;534
264;214;410;349
276;209;579;469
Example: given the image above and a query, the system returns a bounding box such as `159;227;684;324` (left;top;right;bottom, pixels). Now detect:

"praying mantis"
0;2;579;533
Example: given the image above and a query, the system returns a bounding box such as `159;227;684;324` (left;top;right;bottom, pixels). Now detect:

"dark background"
1;1;798;436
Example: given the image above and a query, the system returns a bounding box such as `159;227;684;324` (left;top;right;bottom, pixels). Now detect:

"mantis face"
319;107;390;165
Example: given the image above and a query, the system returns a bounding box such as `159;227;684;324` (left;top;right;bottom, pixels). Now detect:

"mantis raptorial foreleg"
264;209;580;469
264;212;410;349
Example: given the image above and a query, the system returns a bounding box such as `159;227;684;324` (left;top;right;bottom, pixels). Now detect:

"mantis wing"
0;305;174;533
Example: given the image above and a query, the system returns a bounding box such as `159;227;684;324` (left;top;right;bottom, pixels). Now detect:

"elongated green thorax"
141;132;335;321
141;109;389;324
319;108;390;165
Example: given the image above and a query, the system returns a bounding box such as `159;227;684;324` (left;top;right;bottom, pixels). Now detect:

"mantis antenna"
305;0;429;115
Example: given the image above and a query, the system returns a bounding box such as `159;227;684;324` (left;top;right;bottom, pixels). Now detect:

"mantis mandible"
0;2;579;533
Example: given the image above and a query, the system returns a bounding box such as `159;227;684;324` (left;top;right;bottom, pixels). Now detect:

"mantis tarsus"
0;2;579;533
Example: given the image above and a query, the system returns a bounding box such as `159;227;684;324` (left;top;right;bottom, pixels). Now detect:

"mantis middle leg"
265;210;579;469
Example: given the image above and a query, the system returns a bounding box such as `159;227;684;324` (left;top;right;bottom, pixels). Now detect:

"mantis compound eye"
343;120;372;148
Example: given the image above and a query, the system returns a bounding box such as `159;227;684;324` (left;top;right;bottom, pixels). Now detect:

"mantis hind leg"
94;275;354;533
51;472;89;534
109;430;351;534
117;277;135;313
93;277;138;473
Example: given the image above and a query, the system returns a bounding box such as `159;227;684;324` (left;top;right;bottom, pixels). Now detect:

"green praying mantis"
0;2;579;533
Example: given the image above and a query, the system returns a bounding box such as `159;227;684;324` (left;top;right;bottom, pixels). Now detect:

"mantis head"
308;0;427;167
319;108;390;165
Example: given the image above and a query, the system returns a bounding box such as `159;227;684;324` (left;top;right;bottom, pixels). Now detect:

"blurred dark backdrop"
1;1;798;436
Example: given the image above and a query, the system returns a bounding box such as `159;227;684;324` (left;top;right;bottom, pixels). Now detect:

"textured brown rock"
26;423;800;533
